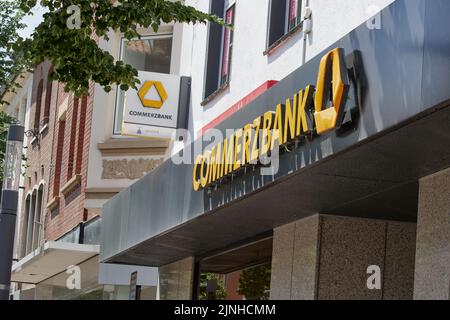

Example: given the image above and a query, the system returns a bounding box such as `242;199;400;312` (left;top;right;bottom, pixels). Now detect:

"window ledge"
61;174;82;196
85;188;124;199
201;82;230;107
263;23;303;56
97;138;169;156
46;196;60;210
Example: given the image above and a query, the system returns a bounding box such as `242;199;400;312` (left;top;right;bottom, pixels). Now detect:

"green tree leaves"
238;264;271;300
16;0;225;97
0;0;26;98
198;273;227;300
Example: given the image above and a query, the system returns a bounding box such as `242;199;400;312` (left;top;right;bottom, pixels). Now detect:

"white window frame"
218;0;236;87
285;0;302;33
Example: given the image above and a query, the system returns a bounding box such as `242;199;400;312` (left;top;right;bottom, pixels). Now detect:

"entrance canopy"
11;241;99;284
100;0;450;267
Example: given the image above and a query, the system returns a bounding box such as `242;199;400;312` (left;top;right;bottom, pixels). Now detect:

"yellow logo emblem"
138;81;168;109
314;48;350;134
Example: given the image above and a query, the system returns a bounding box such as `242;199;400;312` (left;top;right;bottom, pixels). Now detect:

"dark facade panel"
421;0;450;108
100;0;450;266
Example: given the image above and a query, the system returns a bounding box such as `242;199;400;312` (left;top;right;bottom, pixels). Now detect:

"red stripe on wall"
199;80;278;136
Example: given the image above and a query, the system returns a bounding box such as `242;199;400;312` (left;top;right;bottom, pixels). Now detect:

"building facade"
100;0;450;300
10;51;164;298
0;71;33;300
8;61;99;299
4;0;449;300
0;70;33;262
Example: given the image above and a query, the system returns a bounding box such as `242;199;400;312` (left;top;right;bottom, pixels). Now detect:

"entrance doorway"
195;237;273;300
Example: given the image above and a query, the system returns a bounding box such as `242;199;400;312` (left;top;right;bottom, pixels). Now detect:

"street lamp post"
0;124;24;300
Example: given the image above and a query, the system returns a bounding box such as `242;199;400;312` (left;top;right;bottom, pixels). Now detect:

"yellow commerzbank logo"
192;47;350;192
138;80;168;109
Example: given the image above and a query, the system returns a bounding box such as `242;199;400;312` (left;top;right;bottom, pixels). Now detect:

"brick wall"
18;61;55;255
18;61;95;255
45;80;95;241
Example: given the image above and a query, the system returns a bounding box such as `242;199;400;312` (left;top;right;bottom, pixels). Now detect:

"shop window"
195;237;272;300
267;0;303;48
198;264;271;300
113;34;173;134
103;285;157;300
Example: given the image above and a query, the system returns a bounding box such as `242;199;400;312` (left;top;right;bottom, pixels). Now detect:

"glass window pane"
220;6;235;87
58;225;80;243
287;0;302;32
197;264;272;300
122;36;173;73
83;217;101;245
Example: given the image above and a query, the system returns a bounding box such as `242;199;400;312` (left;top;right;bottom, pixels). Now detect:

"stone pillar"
270;215;416;300
158;256;195;300
414;168;450;300
270;215;320;300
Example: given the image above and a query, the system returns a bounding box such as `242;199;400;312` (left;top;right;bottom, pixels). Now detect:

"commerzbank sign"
192;48;351;191
122;71;182;139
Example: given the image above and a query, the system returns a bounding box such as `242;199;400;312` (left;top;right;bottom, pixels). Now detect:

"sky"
18;6;45;39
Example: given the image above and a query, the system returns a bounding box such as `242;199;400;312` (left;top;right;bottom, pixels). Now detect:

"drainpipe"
302;0;312;65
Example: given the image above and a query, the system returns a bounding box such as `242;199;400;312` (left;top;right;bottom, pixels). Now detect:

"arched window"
76;97;87;174
43;68;53;125
32;184;44;251
22;184;45;255
67;97;79;179
21;195;31;257
34;80;43;129
53;119;66;197
26;191;36;254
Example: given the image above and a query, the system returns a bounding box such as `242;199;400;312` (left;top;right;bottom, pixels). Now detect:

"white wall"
305;0;394;60
178;0;394;139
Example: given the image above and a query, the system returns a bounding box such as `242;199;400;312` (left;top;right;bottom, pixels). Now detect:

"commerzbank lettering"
192;48;350;191
129;110;172;120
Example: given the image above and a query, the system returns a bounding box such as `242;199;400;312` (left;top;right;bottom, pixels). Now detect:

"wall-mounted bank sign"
193;48;350;191
122;71;189;139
